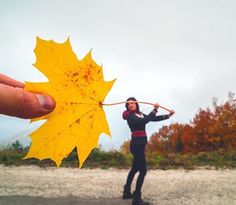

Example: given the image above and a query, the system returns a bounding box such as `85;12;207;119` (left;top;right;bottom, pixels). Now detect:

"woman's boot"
122;184;132;199
132;191;149;205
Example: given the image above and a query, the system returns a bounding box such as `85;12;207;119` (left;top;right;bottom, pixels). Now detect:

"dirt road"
0;165;235;205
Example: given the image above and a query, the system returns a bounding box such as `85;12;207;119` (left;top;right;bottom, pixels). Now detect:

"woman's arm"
142;109;169;122
127;109;157;125
126;103;174;125
150;103;174;121
149;114;169;121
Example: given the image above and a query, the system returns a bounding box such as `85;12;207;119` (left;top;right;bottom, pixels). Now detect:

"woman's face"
127;100;137;111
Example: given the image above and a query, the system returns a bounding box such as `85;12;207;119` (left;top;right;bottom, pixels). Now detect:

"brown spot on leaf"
73;72;79;77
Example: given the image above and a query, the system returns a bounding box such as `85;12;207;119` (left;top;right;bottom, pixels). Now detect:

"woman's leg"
125;143;139;186
134;143;147;193
131;143;150;205
123;143;139;199
126;158;139;186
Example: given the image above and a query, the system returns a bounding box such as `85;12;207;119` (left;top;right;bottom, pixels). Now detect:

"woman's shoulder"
124;110;149;120
122;110;141;120
122;110;131;120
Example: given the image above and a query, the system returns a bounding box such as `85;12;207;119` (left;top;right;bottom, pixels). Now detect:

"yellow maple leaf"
24;37;116;168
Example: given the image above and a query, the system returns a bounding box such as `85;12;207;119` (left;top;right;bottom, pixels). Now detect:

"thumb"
0;84;55;119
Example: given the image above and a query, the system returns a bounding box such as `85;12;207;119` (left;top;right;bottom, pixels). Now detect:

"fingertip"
36;94;56;111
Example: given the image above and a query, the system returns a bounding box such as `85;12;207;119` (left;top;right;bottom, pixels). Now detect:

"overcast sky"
0;0;235;150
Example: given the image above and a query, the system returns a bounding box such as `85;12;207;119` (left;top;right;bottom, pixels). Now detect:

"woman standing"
122;97;174;205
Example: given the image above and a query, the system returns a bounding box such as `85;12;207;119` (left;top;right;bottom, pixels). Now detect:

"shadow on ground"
0;196;136;205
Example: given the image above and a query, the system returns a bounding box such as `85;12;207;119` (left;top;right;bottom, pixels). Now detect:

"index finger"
0;74;24;88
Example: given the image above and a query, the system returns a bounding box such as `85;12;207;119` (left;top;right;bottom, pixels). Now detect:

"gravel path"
0;165;236;205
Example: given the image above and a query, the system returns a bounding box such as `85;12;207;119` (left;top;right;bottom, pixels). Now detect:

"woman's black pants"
125;142;147;192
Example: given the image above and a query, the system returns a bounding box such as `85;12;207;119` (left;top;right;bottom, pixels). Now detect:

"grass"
0;142;235;169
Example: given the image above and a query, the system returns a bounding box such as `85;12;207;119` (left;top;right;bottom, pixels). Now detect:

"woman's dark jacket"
123;109;169;144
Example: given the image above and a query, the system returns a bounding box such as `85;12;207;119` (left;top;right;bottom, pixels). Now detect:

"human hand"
154;103;160;109
0;74;55;119
168;110;175;117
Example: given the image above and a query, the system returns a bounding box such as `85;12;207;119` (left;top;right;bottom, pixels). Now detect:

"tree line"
121;92;236;155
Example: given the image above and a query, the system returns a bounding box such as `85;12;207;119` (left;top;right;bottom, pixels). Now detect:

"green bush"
0;141;235;169
83;148;131;168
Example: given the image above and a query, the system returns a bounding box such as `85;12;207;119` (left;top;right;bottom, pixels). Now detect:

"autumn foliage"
121;92;236;155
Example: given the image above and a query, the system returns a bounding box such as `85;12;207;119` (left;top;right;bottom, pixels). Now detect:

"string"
102;101;172;112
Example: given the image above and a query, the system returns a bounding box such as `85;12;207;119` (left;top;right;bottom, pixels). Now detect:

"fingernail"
36;94;55;110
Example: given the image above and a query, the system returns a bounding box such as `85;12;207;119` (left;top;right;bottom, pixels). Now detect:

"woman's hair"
125;97;140;111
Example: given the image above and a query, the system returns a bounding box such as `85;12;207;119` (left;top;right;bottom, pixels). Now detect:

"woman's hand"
0;74;56;119
168;110;175;117
154;103;160;109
